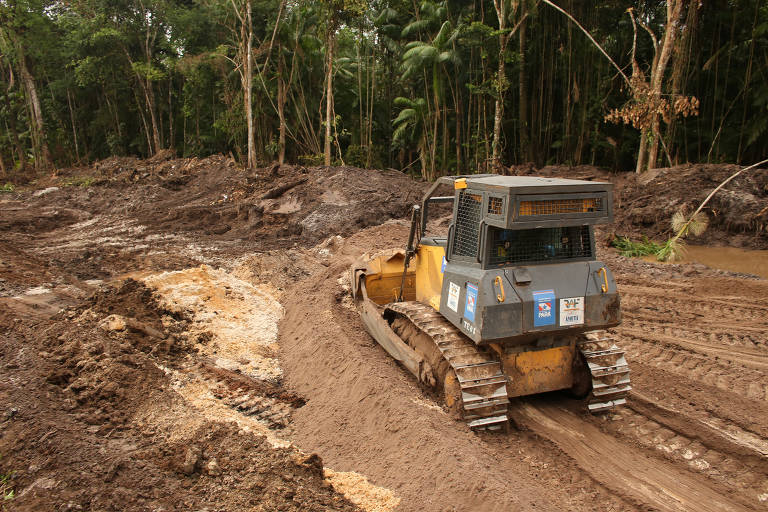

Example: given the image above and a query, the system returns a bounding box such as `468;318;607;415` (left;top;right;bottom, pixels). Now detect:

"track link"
578;330;631;412
386;302;510;430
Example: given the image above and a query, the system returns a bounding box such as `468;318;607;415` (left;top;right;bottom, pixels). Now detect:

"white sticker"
447;282;460;312
559;297;584;326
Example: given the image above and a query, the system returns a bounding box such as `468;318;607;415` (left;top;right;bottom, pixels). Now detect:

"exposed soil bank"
0;279;359;511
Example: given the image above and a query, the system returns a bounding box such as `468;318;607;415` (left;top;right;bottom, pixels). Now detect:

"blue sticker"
441;256;446;274
533;289;555;327
465;283;478;323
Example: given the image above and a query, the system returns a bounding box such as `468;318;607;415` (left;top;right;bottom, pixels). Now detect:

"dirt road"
1;157;766;511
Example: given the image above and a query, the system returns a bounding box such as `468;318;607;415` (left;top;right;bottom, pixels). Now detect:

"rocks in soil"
182;445;202;475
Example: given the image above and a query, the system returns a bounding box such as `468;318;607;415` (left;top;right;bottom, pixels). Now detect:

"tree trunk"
66;88;80;162
135;66;161;153
277;57;287;165
518;13;530;162
492;47;506;169
17;44;51;169
245;0;256;170
367;48;376;167
431;85;439;180
133;87;153;155
168;79;174;150
356;26;364;154
455;74;461;173
324;27;335;166
491;0;508;169
103;90;123;146
3;84;25;173
635;130;648;174
645;0;684;171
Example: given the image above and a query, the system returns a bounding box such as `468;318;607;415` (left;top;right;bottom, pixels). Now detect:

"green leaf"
394;108;416;125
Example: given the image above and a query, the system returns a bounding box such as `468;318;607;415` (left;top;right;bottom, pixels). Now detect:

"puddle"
643;245;768;278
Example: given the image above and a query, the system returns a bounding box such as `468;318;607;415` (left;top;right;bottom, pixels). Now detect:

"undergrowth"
62;176;95;187
0;183;14;193
613;210;708;262
1;465;14;508
611;236;663;257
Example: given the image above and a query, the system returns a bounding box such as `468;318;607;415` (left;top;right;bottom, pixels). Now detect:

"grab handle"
597;267;608;293
494;275;506;303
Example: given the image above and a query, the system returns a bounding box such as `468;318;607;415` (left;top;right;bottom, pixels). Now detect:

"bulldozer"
350;175;630;430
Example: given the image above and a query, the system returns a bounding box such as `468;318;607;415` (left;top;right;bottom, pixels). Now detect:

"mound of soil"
0;278;359;512
19;156;426;249
614;164;768;249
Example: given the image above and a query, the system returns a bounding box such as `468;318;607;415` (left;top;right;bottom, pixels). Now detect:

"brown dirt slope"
22;155;426;247
0;278;359;512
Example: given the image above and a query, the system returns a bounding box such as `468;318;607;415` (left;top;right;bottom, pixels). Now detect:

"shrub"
611;236;663;258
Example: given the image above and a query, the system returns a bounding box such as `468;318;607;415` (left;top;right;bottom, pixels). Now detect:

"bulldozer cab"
419;175;611;267
412;175;619;345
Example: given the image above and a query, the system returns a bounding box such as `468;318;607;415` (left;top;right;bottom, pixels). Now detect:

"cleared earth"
1;155;766;511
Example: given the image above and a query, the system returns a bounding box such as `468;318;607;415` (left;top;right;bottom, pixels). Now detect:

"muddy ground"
1;156;766;511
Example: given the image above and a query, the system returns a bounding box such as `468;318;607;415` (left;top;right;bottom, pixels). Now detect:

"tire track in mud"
510;399;757;512
619;284;768;324
627;391;768;459
620;332;768;401
622;312;768;350
608;395;768;504
621;324;768;369
615;278;768;405
606;272;768;507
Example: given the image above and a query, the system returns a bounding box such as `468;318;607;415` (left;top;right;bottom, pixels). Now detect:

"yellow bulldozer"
350;175;630;430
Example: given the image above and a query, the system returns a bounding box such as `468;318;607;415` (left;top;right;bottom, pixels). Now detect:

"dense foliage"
0;0;766;177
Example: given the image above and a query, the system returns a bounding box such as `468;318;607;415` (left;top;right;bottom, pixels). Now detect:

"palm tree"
400;6;460;179
392;96;429;176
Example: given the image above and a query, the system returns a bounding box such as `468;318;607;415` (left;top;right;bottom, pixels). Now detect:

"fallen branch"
259;177;308;200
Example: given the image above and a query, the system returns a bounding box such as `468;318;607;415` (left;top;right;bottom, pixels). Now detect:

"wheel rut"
510;398;758;512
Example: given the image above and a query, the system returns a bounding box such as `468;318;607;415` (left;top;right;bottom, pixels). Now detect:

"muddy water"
644;245;768;278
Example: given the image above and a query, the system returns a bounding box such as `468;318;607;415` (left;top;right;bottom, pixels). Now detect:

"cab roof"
464;175;611;194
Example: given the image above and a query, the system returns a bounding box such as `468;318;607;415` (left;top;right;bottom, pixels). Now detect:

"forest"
0;0;766;178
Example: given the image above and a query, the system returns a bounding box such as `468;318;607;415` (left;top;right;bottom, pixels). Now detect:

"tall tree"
321;0;365;166
0;0;53;169
491;0;529;169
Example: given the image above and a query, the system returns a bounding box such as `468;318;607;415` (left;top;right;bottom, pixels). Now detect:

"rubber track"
385;302;510;430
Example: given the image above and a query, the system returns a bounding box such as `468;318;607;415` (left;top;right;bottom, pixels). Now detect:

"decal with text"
447;282;460;312
533;289;555;327
559;297;584;326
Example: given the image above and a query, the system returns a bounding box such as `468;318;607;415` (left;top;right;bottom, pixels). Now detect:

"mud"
643;244;768;278
1;156;767;511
